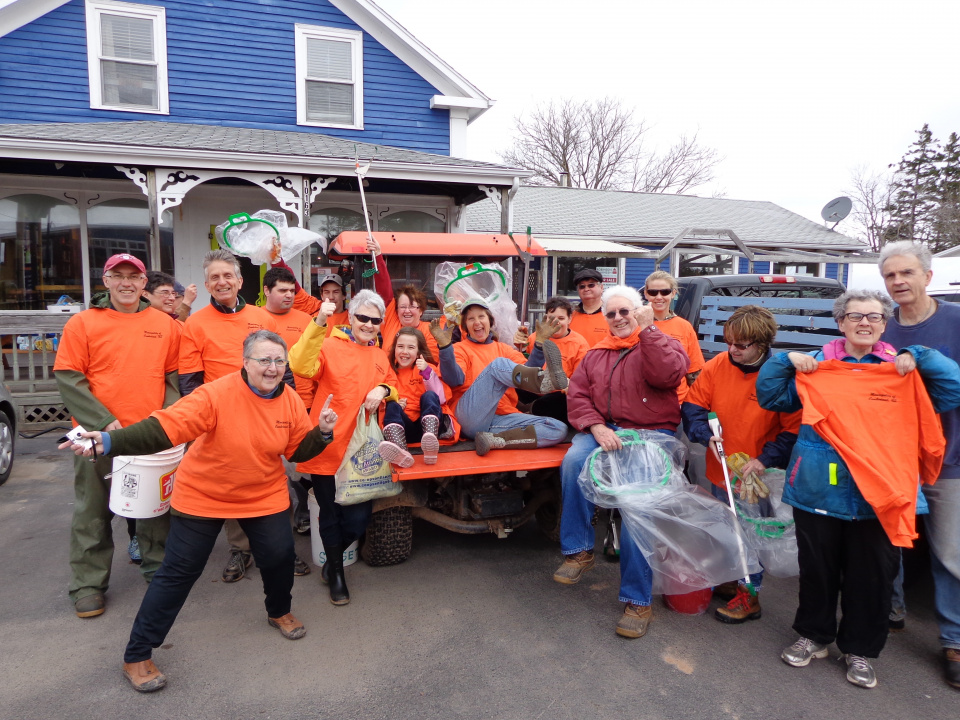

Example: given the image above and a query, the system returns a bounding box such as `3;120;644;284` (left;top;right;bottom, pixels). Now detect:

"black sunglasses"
604;308;632;320
644;287;673;297
354;313;383;326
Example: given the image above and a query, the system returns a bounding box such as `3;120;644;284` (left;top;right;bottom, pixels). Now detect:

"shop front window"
0;194;82;310
308;207;366;296
87;199;173;293
556;257;620;297
378;210;445;233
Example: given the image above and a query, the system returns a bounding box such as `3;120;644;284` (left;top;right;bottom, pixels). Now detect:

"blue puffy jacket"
755;345;960;521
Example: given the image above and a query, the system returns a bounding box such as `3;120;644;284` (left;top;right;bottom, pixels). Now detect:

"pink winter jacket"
566;325;689;433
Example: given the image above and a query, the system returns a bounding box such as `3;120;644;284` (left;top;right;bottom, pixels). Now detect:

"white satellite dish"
821;196;852;228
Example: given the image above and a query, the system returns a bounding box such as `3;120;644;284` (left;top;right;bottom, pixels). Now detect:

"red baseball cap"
103;253;146;274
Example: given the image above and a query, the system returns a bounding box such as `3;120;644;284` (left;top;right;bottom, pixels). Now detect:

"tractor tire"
361;506;413;566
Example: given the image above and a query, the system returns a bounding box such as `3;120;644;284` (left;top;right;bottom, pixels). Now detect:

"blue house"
0;0;525;308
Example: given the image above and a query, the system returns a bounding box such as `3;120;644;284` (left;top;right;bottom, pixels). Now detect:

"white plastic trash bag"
578;430;760;594
334;408;401;505
735;469;799;578
215;210;323;265
433;261;519;343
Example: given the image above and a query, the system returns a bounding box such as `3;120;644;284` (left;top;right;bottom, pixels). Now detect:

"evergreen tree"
884;123;941;245
932;132;960;252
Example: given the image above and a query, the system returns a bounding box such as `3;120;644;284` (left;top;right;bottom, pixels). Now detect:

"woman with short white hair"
289;288;399;606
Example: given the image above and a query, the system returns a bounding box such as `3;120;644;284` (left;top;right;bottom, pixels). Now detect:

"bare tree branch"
846;165;894;252
500;98;720;194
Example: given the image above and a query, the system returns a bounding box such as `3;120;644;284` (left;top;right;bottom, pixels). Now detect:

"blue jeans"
455;357;567;445
383;391;444;443
925;475;960;649
559;429;653;606
124;510;294;662
710;483;764;591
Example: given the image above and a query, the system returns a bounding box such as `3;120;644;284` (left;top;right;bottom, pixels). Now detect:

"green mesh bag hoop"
217;212;280;249
442;262;507;305
585;429;673;496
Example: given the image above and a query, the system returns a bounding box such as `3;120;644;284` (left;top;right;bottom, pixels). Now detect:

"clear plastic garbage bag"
578;430;760;595
433;261;519;344
734;469;799;578
215;210;324;265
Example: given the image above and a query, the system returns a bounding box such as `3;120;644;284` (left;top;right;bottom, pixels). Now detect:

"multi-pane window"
295;25;363;129
86;1;168;113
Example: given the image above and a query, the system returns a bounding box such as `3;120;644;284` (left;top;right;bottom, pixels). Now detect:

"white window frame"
295;24;364;130
85;0;169;114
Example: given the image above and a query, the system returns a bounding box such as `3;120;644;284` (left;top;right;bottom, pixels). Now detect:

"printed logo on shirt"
142;330;164;339
248;323;265;331
275;420;292;429
869;392;898;403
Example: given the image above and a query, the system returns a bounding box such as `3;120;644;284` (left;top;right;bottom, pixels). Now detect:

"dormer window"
85;0;169;113
295;24;363;129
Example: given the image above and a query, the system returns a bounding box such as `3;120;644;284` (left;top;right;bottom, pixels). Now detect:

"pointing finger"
321;394;333;413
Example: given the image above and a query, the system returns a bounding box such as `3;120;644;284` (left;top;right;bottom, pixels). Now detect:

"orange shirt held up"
569;308;608;348
654;315;705;402
54;306;181;427
152;372;313;518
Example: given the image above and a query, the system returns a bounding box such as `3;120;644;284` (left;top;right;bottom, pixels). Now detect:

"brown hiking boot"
74;592;105;618
616;603;652;638
713;580;739;601
552;550;595;585
715;585;762;624
475;425;538;456
268;612;307;640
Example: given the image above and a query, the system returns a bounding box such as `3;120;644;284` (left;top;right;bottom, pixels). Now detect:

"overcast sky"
377;0;960;232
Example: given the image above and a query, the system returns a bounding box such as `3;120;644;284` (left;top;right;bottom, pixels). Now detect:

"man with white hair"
879;240;960;689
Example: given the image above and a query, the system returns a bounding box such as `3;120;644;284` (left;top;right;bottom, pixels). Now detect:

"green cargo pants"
68;454;170;603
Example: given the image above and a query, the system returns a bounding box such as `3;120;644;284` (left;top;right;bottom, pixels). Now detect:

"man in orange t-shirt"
262;266;316;535
568;269;608;348
54;253;181;619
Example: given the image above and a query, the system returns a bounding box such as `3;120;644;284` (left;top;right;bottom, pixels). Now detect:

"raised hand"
317;394;337;432
365;235;382;256
316;301;338;326
633;303;654;330
429;318;453;348
535;316;561;344
513;323;530;348
415;354;428;372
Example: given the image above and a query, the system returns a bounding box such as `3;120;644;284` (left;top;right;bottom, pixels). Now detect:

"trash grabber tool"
355;146;378;278
507;225;534;323
708;411;755;594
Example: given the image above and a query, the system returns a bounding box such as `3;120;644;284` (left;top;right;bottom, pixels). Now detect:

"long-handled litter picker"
354;146;379;279
708;411;756;595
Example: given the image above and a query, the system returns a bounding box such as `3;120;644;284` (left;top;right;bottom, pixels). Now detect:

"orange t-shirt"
795;361;945;547
526;329;590;379
380;298;441;361
151;372;313;518
390;364;461;444
450;340;526;416
291;325;399;476
654;315;705;402
569;308;608;348
293;285;348;327
179;303;279;383
685;352;801;487
267;307;317;409
54;306;181;427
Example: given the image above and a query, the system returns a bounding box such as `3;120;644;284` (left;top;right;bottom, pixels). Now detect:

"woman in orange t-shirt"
378;327;460;467
62;330;336;693
645;270;704;402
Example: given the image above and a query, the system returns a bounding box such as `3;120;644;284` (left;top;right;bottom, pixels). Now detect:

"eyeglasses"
397;304;420;312
105;273;145;282
842;312;885;324
354;314;383;326
246;357;288;368
644;287;673;297
604;308;632;320
577;282;598;290
152;290;177;298
727;341;756;351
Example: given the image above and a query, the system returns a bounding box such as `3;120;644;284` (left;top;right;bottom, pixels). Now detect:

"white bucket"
109;445;186;518
307;489;359;568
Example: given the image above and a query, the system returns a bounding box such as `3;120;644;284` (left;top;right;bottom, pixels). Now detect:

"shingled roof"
467;185;865;250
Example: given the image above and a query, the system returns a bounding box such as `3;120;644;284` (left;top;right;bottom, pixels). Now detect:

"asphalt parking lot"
1;434;957;720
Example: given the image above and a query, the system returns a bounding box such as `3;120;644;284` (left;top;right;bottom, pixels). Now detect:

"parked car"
0;382;16;486
674;274;846;358
929;285;960;304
